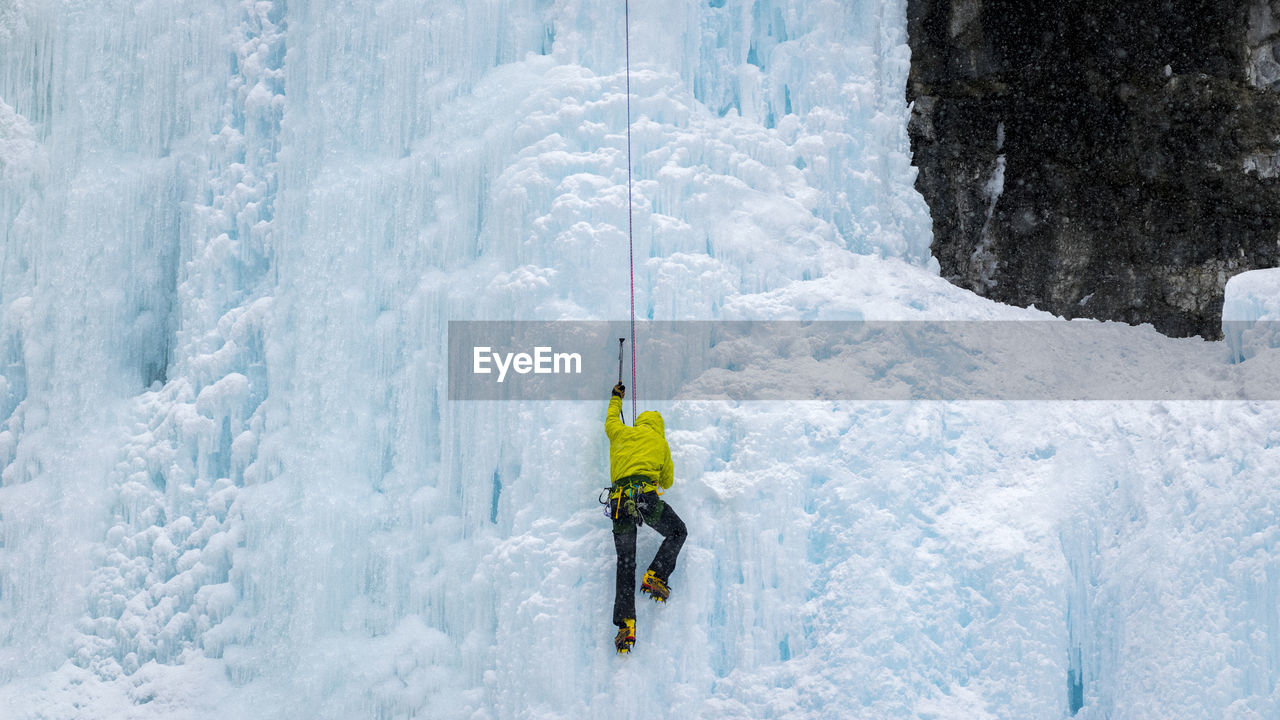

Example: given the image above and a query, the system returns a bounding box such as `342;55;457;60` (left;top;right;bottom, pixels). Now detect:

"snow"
1224;268;1280;363
0;1;1278;720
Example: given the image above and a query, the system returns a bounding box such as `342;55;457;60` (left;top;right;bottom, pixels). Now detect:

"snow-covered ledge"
1223;268;1280;362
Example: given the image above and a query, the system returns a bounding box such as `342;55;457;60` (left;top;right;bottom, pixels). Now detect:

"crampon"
641;570;669;603
615;619;636;654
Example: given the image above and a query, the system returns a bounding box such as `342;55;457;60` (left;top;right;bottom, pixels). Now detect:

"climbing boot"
641;570;669;603
614;619;636;654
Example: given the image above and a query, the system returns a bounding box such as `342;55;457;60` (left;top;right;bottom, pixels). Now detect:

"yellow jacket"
605;395;673;488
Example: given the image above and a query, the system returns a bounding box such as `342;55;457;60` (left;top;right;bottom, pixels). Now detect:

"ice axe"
617;337;627;425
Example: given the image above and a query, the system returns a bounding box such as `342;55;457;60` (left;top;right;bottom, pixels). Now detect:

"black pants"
612;492;687;627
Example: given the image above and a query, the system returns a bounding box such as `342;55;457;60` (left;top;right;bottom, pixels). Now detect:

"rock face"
907;0;1280;338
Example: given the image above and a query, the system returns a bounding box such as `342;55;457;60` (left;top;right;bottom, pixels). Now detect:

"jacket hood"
635;411;664;435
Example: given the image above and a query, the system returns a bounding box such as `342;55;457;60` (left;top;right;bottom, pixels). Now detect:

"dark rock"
907;0;1280;338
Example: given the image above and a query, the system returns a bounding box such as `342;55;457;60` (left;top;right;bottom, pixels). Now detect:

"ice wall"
1223;269;1280;363
0;1;1278;719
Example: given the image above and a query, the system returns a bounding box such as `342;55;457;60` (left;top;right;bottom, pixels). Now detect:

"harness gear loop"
607;475;660;525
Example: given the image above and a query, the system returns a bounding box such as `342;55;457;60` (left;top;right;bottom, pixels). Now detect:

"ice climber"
605;382;687;654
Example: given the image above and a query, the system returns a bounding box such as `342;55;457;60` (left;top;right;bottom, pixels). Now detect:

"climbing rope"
625;0;637;421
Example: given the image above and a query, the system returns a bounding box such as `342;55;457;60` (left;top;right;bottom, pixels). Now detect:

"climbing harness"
598;475;662;525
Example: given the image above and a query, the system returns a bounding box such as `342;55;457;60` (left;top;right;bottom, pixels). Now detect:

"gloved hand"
612;383;626;398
